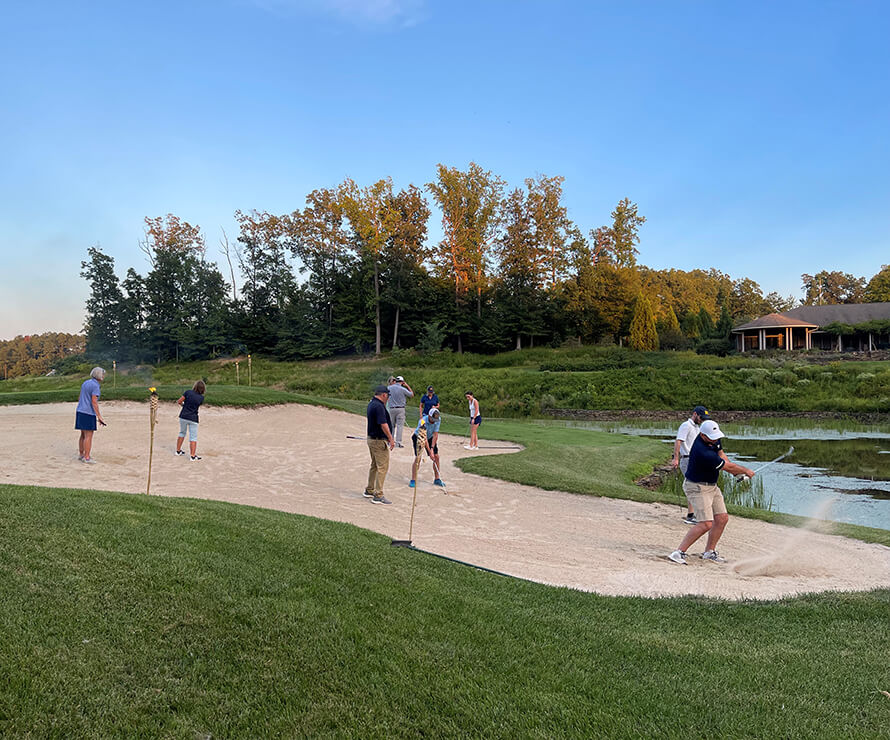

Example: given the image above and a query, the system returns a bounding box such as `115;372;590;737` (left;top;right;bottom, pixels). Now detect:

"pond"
542;418;890;531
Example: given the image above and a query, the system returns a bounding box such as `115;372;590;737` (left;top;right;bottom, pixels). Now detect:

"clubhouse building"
732;303;890;352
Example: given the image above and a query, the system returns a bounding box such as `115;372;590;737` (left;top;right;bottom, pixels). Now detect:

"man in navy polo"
668;420;754;565
365;385;396;505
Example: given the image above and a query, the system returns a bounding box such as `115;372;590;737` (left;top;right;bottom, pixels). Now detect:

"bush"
695;338;733;356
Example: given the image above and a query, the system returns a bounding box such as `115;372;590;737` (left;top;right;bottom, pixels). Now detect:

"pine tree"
629;293;658;351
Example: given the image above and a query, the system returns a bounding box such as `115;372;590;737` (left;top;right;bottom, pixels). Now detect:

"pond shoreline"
547;409;890;424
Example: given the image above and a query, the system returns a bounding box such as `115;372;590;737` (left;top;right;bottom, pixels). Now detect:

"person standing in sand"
75;366;106;463
671;405;711;525
176;380;206;461
409;407;445;489
387;375;414;448
364;385;396;505
668;420;754;565
465;391;481;450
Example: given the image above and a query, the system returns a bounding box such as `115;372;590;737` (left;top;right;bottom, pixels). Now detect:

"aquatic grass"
657;470;773;512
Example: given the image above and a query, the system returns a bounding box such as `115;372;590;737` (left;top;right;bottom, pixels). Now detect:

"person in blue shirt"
75;367;106;463
409;408;445;489
419;386;439;417
175;380;206;460
668;420;754;565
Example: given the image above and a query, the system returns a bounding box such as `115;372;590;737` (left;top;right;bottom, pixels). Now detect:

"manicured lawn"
0;484;888;737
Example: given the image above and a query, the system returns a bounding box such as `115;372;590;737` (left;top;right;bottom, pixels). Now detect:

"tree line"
79;163;890;363
0;333;85;379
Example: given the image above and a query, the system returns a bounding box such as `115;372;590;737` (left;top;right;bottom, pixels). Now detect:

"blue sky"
2;0;888;339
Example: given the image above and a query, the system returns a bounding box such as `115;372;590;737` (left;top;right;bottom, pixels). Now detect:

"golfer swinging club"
409;407;445;489
668;420;754;565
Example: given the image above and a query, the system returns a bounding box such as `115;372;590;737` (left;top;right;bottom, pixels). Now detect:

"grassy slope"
1;484;888;738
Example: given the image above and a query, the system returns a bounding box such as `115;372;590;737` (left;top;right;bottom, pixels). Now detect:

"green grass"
1;483;888;737
144;348;890;415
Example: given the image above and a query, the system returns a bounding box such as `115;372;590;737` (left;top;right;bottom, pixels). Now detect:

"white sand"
3;401;889;601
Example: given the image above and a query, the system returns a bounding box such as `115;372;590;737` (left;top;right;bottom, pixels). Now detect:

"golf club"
737;445;794;480
391;474;420;548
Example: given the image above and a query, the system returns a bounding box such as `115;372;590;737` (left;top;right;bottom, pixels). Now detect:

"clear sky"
2;0;888;339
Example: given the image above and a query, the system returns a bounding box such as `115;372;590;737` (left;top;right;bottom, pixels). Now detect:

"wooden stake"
147;391;159;495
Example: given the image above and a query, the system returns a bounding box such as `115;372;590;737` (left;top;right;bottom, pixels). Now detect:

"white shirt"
675;418;700;457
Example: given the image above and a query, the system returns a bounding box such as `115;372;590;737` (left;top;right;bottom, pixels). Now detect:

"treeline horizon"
69;162;890;364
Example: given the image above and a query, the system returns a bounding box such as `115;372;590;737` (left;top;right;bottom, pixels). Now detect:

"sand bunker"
2;401;889;601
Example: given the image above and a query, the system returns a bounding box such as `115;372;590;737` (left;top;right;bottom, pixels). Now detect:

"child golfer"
176;381;205;460
409;408;445;489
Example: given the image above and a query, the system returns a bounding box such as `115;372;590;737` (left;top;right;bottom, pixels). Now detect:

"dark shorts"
472;415;482;426
412;433;433;458
75;411;97;431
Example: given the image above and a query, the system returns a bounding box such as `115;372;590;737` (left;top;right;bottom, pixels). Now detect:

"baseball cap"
428;408;440;420
395;375;404;382
692;405;710;419
374;384;389;395
427;385;434;391
699;420;725;440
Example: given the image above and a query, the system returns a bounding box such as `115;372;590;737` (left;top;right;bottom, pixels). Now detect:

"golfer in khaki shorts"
668;420;754;565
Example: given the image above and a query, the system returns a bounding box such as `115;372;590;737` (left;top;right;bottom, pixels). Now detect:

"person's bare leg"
677;520;712;553
176;436;184;453
189;441;197;456
704;513;729;551
79;431;86;458
82;430;94;459
470;425;478;448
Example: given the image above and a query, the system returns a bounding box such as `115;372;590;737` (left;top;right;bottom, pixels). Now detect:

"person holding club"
671;404;711;525
75;366;107;463
668;420;754;565
409;407;445;489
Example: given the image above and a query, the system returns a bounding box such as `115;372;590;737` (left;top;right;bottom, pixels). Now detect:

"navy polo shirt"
684;435;725;485
421;393;439;415
179;390;204;423
366;397;392;439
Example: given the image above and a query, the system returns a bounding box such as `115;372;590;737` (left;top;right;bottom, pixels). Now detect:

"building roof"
782;303;890;325
733;313;819;332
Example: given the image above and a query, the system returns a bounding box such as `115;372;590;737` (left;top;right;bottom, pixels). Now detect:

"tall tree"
426;162;504;351
340;178;397;355
383;184;431;349
234;209;296;353
80;246;124;356
286;187;351;332
606;198;646;268
801;271;866;305
629;293;658;351
865;265;890;302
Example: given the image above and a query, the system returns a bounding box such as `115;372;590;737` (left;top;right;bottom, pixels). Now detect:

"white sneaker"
463;445;473;449
668;550;687;564
701;550;726;563
82;457;96;465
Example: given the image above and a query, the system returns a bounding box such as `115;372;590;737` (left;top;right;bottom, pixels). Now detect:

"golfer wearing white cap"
387;375;414;448
668;420;754;565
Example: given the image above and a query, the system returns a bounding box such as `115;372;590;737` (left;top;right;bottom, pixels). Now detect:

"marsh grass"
659;470;773;512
